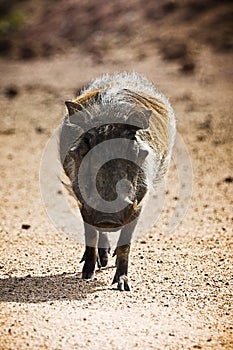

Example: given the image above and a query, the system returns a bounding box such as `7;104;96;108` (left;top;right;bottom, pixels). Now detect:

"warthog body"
60;72;175;290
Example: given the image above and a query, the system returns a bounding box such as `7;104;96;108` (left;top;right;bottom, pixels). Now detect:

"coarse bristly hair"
61;71;176;193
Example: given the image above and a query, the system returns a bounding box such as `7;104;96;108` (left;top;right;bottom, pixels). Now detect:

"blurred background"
0;0;232;66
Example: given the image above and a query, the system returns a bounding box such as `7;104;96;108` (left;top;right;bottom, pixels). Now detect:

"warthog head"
60;102;152;230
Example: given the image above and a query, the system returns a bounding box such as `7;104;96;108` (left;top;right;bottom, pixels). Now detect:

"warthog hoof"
113;274;131;291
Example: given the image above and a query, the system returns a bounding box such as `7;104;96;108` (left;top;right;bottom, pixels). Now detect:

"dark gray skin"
62;123;148;290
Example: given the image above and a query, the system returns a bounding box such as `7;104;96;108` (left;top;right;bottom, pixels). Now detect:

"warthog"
60;72;175;290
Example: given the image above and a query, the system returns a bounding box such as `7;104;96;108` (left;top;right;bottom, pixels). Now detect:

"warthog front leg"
112;219;138;291
80;223;98;279
112;243;131;291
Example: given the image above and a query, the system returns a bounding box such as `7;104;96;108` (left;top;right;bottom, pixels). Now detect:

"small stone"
35;126;45;134
224;176;233;183
22;224;31;230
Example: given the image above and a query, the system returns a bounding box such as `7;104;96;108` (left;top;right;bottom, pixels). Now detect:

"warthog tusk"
133;199;138;209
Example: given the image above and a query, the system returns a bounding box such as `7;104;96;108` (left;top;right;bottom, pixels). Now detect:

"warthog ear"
66;89;104;116
65;101;81;116
127;109;152;130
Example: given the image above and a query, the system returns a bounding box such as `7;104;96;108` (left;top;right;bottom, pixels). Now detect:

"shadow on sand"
0;271;110;303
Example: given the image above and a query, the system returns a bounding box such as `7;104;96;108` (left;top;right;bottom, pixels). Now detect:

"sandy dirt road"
0;44;232;350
